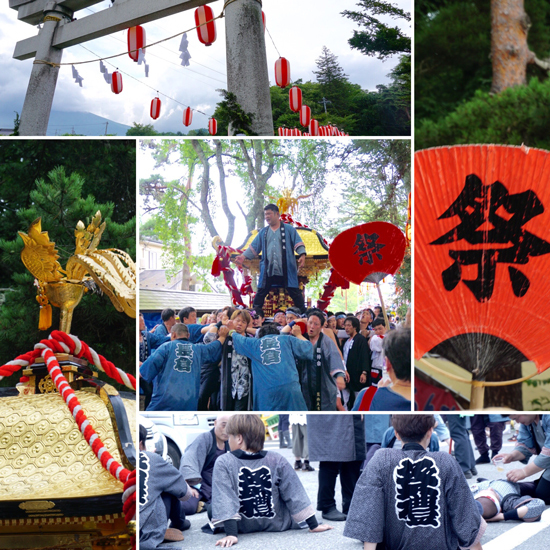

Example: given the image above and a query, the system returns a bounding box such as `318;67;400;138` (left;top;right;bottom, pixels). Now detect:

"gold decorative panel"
0;392;136;501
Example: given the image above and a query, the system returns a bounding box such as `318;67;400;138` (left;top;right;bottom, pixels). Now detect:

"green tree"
313;47;357;115
341;1;411;133
343;0;411;59
126;123;159;136
415;77;550;150
11;112;20;136
212;90;256;136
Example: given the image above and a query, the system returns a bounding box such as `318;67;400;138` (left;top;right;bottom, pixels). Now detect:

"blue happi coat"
232;333;312;411
140;337;222;411
187;323;206;344
247;223;304;289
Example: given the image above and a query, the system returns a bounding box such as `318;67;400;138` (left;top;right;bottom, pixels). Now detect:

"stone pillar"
224;0;274;136
19;3;72;136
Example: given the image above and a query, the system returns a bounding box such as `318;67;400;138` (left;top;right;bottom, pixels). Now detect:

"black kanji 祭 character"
353;232;385;265
431;174;550;302
238;466;275;519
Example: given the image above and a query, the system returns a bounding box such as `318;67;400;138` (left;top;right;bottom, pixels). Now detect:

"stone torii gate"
10;0;274;136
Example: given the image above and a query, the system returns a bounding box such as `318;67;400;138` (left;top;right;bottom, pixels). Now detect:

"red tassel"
211;255;221;277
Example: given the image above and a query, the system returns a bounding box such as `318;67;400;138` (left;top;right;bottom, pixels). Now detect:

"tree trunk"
180;176;193;291
191;140;219;239
491;0;534;93
214;140;236;246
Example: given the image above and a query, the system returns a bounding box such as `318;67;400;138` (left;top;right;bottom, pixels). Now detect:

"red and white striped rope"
0;332;136;548
0;330;136;390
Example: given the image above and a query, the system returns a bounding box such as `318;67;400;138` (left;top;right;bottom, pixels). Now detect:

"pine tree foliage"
343;0;411;59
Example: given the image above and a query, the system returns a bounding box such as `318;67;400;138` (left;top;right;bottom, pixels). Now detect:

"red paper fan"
329;222;407;285
415;145;550;374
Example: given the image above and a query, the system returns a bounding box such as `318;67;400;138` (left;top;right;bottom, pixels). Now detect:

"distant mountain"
46;110;131;136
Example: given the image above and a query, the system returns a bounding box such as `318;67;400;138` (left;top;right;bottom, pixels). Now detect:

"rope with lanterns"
33;0;349;136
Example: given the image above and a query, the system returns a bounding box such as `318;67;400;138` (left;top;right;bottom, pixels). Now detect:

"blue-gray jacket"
140;337;222;411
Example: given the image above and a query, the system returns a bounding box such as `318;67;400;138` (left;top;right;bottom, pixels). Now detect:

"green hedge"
415;77;550;151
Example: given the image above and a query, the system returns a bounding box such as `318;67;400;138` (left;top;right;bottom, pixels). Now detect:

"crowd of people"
139;413;550;549
139;303;411;412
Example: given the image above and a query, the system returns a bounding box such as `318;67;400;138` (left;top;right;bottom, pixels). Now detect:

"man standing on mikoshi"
235;203;306;316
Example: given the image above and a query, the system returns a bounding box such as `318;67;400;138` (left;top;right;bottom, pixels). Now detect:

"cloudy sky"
1;0;410;135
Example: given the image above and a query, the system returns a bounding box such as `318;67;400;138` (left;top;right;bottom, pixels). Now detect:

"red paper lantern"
319;126;326;137
111;71;123;94
289;86;302;112
128;26;145;62
150;97;161;120
299;105;311;127
183;106;193;126
195;5;217;46
309;119;319;136
278;127;285;136
262;11;266;31
208;117;217;135
274;57;290;88
329;222;407;286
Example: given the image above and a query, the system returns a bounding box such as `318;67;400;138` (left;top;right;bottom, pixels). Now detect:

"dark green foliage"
269;76;410;137
12;112;20;136
212;90;256;136
415;77;550;150
211;42;410;136
415;0;550;126
415;0;492;123
343;0;411;59
313;46;355;112
0;141;136;387
126;123;159;136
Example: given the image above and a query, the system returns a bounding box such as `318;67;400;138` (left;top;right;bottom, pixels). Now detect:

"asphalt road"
155;430;550;550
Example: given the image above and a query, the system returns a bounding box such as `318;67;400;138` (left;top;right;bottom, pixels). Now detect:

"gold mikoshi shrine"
0;214;137;549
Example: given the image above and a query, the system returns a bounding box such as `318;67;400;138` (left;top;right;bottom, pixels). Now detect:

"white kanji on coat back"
259;337;281;365
173;342;193;373
393;456;441;528
139;451;150;507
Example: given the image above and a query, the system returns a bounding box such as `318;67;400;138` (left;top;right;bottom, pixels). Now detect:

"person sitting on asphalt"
179;414;231;516
344;414;485;550
210;414;333;547
139;425;193;549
